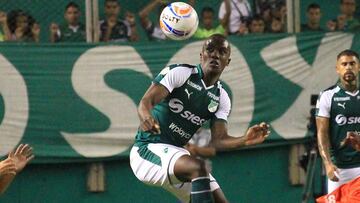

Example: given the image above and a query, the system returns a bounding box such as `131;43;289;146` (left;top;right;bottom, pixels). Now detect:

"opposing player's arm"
138;83;169;133
210;120;269;151
0;144;34;195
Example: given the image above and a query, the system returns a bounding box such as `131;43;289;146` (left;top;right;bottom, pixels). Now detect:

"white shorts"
129;143;220;202
327;166;360;193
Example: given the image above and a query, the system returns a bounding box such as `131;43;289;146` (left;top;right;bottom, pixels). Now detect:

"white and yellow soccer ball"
159;2;199;40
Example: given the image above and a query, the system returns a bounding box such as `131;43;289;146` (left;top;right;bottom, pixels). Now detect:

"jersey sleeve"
315;91;331;118
214;88;231;121
153;66;192;93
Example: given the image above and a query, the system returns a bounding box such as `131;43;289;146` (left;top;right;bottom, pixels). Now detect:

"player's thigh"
130;143;190;186
129;145;164;185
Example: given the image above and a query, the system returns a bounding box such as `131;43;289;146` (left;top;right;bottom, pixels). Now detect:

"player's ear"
227;58;231;66
200;53;202;61
335;64;340;74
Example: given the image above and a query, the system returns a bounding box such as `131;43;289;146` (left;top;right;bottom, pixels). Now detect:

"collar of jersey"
196;64;203;78
337;82;360;96
67;24;80;32
196;64;221;90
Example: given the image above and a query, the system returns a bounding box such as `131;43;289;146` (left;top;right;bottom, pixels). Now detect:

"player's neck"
340;80;359;93
202;73;219;87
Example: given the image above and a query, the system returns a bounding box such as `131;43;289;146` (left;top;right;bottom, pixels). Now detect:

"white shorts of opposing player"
327;166;360;193
130;143;219;202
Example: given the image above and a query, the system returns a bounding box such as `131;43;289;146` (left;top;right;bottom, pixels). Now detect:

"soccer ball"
159;2;199;40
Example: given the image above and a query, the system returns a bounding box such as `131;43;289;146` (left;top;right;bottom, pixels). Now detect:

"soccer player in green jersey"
130;34;270;203
316;49;360;193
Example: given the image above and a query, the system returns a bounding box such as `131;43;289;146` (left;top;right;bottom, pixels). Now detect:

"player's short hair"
65;2;80;11
337;49;359;61
307;3;320;11
208;34;227;42
204;34;231;53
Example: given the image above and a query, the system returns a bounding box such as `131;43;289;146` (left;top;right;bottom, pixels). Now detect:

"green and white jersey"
316;84;360;168
57;23;86;42
135;64;231;147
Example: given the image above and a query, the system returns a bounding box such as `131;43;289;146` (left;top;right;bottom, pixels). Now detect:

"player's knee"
190;159;209;179
174;156;209;181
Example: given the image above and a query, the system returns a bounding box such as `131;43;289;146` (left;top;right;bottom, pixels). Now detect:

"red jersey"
317;176;360;203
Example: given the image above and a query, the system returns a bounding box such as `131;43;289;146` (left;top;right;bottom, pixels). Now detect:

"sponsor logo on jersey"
334;97;350;102
185;88;193;99
207;92;219;100
337;102;346;109
168;98;206;126
335;114;360;126
187;80;202;91
208;100;219;113
168;122;192;139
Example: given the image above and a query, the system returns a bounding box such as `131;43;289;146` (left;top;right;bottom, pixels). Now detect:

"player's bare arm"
138;83;169;134
316;116;339;181
0;144;34;194
210;120;270;151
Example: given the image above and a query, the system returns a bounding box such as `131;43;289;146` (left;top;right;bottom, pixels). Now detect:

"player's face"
105;2;120;17
65;6;80;25
336;55;359;83
200;38;231;75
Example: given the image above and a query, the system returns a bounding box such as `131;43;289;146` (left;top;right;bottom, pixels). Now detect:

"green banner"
0;32;358;162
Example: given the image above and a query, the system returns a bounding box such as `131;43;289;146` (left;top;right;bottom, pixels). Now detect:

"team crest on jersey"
208;100;219;113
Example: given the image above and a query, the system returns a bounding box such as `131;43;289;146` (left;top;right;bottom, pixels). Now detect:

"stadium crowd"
0;0;359;43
